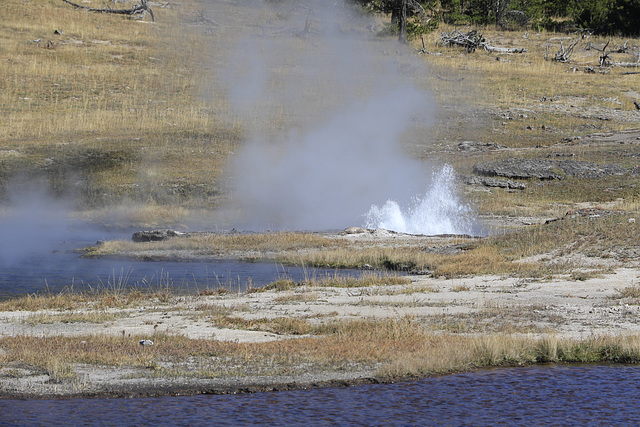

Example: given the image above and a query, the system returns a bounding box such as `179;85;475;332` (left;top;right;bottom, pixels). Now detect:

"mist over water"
220;1;474;234
0;184;72;266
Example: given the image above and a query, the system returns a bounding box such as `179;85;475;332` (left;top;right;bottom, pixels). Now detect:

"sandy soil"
2;266;638;342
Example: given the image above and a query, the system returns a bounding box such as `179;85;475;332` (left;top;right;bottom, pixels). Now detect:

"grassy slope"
0;0;240;225
1;1;639;225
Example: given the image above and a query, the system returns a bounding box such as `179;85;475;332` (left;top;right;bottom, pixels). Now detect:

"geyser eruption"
229;86;432;230
364;164;474;235
219;1;475;234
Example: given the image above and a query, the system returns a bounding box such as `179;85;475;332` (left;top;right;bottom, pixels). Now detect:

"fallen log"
549;38;581;62
438;30;484;52
483;44;527;54
60;0;155;21
614;61;640;67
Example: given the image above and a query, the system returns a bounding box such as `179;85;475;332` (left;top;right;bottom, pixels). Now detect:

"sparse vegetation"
3;320;640;389
614;284;640;302
2;0;640;398
86;211;640;278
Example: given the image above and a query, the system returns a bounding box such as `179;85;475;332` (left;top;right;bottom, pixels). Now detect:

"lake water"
2;228;639;425
2;364;639;425
0;230;366;300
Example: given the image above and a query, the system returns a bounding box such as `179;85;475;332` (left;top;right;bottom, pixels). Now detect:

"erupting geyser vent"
364;164;474;235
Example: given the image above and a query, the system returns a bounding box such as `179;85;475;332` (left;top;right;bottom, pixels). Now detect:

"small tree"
356;0;437;41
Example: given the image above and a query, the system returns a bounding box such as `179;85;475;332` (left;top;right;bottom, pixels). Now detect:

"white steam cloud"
218;1;474;234
0;182;71;266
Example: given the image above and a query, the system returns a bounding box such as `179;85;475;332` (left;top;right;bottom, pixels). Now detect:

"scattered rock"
473;158;626;180
343;226;370;235
132;229;186;242
545;207;624;224
457;141;507;152
540;95;559;102
422;244;472;255
462;175;526;190
561;136;582;143
546;153;575;158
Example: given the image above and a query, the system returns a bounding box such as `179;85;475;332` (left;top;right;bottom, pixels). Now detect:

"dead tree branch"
614;40;630;53
598;40;612;66
614;60;640;67
549;38;580;62
417;35;441;55
60;0;155;21
438;30;485;53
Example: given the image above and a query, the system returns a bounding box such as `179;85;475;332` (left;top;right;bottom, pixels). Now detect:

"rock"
545;207;623;224
132;229;186;242
343;226;370;234
473;158;626;180
457;141;507;152
462;175;526;190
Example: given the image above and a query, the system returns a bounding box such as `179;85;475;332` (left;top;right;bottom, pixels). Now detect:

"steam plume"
0;181;71;265
219;1;474;234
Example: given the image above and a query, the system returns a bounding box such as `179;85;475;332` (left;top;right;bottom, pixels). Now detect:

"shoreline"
3;262;640;399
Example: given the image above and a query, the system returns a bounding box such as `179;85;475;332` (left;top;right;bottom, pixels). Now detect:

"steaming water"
0;230;369;301
3;365;640;425
364;164;474;235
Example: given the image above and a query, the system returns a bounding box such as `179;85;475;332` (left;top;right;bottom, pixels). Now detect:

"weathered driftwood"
483;44;527;54
586;39;639;67
417;35;442;55
584;66;610;74
60;0;155;21
548;38;581;62
614;40;630;53
615;61;640;68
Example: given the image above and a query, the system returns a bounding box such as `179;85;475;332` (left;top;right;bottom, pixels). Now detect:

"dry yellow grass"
0;0;241;225
2;1;638;227
420;26;640;134
2;321;640;384
0;1;222;139
88;209;640;277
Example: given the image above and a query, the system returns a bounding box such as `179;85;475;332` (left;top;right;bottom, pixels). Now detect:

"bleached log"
483;44;527;54
614;61;640;67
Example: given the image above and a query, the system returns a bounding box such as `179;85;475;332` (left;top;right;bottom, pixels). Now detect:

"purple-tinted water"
0;234;366;300
2;364;639;426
